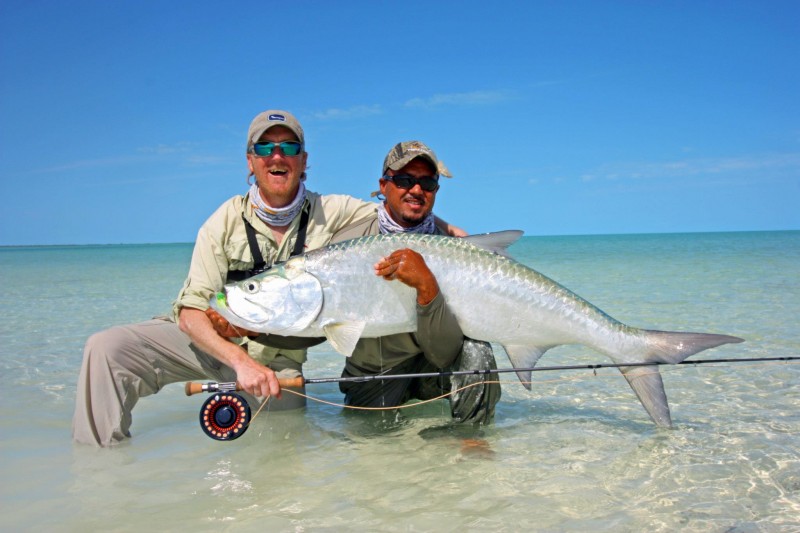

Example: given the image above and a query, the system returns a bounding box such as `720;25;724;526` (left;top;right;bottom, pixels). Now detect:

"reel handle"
184;377;305;396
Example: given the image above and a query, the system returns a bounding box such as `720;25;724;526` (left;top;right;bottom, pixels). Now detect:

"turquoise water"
1;232;798;531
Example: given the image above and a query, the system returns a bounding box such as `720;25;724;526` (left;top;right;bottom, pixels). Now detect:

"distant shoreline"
1;228;798;249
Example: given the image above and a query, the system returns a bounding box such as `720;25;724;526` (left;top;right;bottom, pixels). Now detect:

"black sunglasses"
382;174;439;192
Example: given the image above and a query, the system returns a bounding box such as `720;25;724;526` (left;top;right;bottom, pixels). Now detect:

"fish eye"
243;280;260;294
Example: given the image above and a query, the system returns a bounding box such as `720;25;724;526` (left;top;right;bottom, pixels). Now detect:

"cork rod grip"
184;377;305;396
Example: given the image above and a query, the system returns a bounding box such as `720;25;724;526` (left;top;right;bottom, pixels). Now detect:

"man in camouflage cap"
383;140;452;177
331;140;501;425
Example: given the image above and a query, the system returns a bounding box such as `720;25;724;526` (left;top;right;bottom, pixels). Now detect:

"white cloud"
404;89;515;108
137;142;195;155
308;89;515;121
31;156;144;174
185;155;232;166
593;153;800;182
311;105;383;120
30;142;230;175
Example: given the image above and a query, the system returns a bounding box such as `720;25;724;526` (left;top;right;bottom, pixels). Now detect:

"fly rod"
186;355;800;395
186;355;799;441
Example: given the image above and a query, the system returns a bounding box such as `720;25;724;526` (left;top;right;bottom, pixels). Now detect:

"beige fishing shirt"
331;215;465;374
172;190;377;365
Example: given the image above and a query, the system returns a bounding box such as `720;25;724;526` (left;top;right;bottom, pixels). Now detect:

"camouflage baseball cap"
247;110;305;151
382;140;452;178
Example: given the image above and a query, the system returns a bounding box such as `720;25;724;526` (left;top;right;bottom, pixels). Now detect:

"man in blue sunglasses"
73;110;464;446
331;141;501;424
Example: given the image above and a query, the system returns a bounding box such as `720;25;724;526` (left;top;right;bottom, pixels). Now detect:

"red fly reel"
199;392;251;441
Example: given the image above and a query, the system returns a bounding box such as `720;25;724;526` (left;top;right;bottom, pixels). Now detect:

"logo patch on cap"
268;114;286;122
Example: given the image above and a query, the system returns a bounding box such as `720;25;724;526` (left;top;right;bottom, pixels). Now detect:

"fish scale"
212;231;744;427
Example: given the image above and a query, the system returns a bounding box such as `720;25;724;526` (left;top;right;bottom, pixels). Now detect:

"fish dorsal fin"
464;230;524;258
502;344;551;390
323;321;367;357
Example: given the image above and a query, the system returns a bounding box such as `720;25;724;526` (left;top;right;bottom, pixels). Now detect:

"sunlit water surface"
1;232;798;531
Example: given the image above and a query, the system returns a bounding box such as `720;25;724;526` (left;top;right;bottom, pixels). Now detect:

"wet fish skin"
211;231;744;426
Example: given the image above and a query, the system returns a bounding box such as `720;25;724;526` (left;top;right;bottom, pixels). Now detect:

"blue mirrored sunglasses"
382;174;439;192
251;141;303;157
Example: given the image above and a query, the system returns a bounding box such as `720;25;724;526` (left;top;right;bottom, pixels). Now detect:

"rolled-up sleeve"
415;292;464;368
172;200;240;318
176;227;227;311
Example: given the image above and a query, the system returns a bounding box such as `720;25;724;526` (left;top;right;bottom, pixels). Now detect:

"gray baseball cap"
247;110;305;151
382;140;452;177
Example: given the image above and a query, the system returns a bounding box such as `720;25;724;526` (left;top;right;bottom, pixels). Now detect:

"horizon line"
2;228;798;248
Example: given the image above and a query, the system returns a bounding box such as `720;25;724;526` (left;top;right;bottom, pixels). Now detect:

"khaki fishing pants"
72;317;305;447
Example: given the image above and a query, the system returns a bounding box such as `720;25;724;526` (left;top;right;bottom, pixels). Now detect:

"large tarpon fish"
211;231;743;427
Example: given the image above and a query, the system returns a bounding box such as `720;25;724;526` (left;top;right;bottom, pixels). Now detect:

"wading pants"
72;317;305;447
339;339;501;425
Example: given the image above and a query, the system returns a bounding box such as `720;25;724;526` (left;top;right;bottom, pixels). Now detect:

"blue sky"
1;1;798;245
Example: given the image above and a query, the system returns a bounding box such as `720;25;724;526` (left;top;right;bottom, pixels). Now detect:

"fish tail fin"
642;330;744;364
620;365;672;427
621;330;744;427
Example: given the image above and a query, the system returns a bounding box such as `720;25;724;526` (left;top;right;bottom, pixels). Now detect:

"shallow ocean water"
1;231;798;531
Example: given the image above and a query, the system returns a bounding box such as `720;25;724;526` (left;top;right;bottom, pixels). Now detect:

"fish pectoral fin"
502;345;550;390
323;321;366;357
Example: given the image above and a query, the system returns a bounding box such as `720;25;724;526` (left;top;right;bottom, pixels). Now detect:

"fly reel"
198;391;251;441
186;378;304;441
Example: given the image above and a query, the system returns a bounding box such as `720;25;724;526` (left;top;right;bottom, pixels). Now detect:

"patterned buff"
248;182;307;227
377;202;436;235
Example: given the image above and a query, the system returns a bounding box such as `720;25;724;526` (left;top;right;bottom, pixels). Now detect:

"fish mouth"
213;291;228;310
209;291;237;321
210;291;269;330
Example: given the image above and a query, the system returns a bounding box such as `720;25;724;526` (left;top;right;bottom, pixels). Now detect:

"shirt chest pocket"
225;235;281;271
224;237;256;271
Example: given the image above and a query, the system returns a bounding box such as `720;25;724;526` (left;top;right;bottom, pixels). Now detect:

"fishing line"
279;380;504;410
187;355;800;440
251;394;272;420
